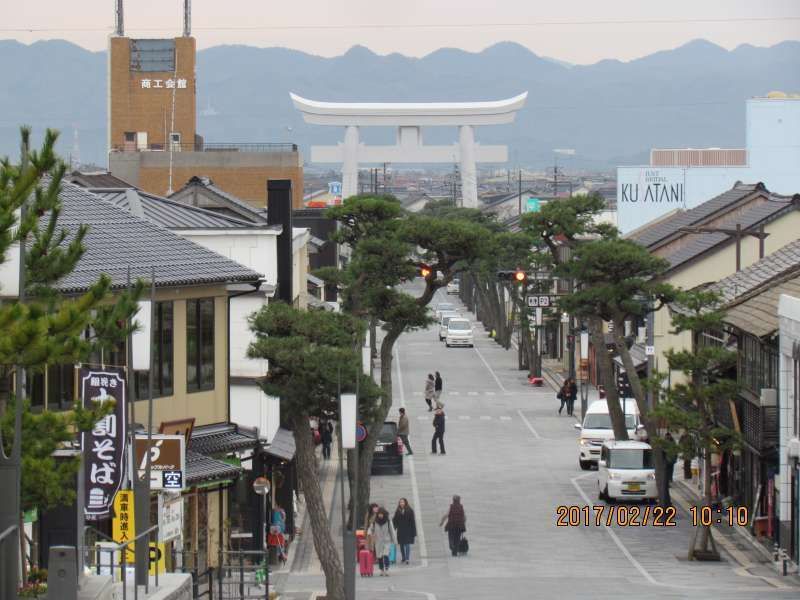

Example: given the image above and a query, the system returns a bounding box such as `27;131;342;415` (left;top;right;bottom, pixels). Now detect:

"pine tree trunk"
589;317;629;440
290;413;345;600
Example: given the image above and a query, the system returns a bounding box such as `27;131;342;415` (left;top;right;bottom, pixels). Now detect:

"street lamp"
252;476;271;595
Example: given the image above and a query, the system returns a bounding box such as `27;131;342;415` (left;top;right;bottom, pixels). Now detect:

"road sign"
527;295;557;308
133;434;186;491
356;424;368;443
525;197;541;213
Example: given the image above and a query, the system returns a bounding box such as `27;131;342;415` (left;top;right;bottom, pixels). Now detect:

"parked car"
438;312;461;341
370;421;404;475
445;317;473;347
434;302;455;319
574;399;645;470
446;279;460;295
597;440;657;503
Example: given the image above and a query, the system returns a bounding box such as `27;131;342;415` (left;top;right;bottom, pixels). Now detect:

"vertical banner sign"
112;490;135;562
81;368;127;521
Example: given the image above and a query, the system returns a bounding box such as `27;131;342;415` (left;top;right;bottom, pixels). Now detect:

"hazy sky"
3;0;799;63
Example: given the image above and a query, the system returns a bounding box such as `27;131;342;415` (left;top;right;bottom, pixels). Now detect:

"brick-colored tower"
108;36;197;153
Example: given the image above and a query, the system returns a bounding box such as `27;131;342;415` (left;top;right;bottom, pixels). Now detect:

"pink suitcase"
358;549;374;577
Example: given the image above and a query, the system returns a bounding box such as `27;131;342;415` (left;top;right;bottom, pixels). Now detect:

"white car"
574;399;645;470
445;317;473;347
438;312;461;341
434;302;455;319
447;279;460;295
597;440;657;503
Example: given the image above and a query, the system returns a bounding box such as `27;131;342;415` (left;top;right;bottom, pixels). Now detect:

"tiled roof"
710;238;800;304
661;197;799;272
265;427;296;461
190;422;259;455
69;170;133;188
186;450;242;485
724;275;800;337
88;188;264;230
629;182;766;249
54;182;262;292
171;176;268;224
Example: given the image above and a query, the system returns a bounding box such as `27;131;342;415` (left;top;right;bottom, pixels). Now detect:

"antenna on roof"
115;0;124;36
183;0;191;37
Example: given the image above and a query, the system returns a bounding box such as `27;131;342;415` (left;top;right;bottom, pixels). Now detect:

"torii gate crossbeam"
291;92;528;208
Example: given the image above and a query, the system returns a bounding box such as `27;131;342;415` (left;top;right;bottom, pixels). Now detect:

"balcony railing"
111;142;298;153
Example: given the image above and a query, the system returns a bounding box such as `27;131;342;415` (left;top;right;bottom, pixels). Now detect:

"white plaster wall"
182;230;278;284
778;294;800;526
230;385;280;442
230;294;268;378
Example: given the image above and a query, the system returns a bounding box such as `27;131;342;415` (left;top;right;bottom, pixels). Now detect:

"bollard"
47;546;78;600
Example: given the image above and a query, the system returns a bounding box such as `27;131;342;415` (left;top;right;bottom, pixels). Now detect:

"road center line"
516;409;541;439
472;344;508;393
395;345;429;567
570;472;659;586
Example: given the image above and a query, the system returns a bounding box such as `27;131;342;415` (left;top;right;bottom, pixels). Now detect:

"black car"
369;421;404;475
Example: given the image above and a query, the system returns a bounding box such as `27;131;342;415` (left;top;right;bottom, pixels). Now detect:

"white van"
597;440;657;503
445;317;473;347
574;399;645;470
438;312;461;341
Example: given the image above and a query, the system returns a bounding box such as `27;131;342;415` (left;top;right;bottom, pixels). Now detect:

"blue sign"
328;181;342;196
526;197;541;213
356;424;367;443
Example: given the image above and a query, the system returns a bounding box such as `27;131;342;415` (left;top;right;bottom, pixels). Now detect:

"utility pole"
518;169;522;215
553;155;558;198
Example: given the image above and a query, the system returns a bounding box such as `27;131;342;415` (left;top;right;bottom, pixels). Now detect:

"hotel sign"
617;167;686;234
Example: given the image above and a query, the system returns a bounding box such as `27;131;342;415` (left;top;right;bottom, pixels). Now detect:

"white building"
617;93;800;234
778;294;800;564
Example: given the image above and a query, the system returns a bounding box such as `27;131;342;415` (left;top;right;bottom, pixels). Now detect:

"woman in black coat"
392;498;417;564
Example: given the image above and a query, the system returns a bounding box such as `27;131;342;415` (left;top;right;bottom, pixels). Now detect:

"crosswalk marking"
486;391;496;396
413;391;422;396
500;416;512;421
467;391;478;396
417;416;428;420
448;391;460;396
458;415;471;420
480;416;491;420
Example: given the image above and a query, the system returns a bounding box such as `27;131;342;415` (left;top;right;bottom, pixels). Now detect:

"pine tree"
0;128;143;581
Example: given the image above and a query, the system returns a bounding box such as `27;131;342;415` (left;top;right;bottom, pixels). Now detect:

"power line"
2;15;799;33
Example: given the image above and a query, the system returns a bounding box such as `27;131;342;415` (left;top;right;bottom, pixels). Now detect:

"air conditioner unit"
760;388;777;407
788;437;800;459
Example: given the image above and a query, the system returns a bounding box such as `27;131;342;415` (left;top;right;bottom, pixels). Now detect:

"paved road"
278;286;800;600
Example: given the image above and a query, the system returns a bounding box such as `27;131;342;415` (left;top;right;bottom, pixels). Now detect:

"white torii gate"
290;92;528;208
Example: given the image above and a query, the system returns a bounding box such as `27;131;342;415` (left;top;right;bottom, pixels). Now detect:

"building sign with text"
617;167;686;234
81;368;127;521
139;78;188;89
133;434;186;491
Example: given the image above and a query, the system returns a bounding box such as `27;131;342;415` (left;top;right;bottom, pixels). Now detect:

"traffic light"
496;269;528;284
420;264;432;278
513;269;527;284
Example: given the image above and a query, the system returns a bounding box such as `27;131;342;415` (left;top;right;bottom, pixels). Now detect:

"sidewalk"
671;471;800;586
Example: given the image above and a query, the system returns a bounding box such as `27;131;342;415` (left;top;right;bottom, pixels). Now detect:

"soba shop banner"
81;368;127;521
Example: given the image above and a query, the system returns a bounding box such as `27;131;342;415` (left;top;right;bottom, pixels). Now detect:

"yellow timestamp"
690;505;749;527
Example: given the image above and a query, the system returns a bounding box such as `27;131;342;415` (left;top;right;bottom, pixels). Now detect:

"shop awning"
264;428;296;461
612;343;647;371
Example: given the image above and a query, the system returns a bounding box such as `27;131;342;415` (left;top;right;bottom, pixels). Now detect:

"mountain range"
0;38;798;170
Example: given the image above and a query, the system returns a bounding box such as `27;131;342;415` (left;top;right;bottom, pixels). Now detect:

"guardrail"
87;524;159;600
110;142;298;153
0;524;18;596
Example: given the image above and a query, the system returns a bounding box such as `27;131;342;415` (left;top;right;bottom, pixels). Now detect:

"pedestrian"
439;495;466;557
364;503;379;532
431;407;446;454
434;371;443;405
397;408;413;455
565;378;578;416
557;382;568;415
664;432;677;484
369;507;395;576
392;498;417;564
320;419;333;460
424;373;435;411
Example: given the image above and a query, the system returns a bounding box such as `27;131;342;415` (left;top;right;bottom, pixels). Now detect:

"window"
187;299;215;392
136;302;174;399
794;352;799;437
124;132;136;142
609;449;653;469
